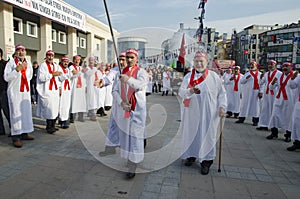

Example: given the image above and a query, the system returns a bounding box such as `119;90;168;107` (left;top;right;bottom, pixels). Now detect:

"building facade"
0;0;118;64
259;21;300;69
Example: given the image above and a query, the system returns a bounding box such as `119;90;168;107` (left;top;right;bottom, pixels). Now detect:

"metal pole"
103;0;121;74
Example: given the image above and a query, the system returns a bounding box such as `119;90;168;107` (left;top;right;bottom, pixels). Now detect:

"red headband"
61;56;69;61
73;55;81;60
15;44;25;51
194;51;207;59
119;52;126;57
268;60;277;65
46;50;55;56
126;48;138;57
282;62;293;67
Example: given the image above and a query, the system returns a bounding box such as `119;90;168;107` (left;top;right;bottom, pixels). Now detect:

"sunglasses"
126;56;135;59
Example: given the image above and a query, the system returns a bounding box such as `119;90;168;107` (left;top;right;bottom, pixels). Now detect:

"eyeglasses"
126;56;135;59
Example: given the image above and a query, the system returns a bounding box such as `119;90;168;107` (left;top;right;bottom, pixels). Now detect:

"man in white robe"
235;61;262;126
99;52;126;156
179;51;227;175
4;44;34;148
112;48;148;179
97;62;108;117
85;57;102;121
58;56;71;128
69;55;87;122
287;72;300;151
162;68;171;96
36;50;63;134
257;60;282;131
224;66;243;118
267;62;297;142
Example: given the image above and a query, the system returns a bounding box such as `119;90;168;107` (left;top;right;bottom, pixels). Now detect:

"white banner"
3;0;86;31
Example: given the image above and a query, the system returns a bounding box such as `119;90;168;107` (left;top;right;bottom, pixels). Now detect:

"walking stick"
218;116;223;172
102;0;121;74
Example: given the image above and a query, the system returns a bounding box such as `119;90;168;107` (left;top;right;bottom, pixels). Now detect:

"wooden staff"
218;116;223;172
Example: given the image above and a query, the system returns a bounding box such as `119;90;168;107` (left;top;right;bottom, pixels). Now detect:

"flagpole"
103;0;121;74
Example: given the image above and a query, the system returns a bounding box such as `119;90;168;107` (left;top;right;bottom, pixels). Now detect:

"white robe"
146;72;153;93
239;71;262;118
104;67;120;146
162;71;171;91
99;71;106;108
290;76;300;140
36;61;63;119
179;70;227;162
224;73;243;113
223;72;232;101
268;72;297;131
85;66;102;110
258;70;282;127
112;67;148;163
4;59;34;135
69;65;87;113
59;66;72;121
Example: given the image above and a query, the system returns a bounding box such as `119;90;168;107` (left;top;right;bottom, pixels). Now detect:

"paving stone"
143;183;161;193
139;191;160;199
226;171;242;179
256;174;274;183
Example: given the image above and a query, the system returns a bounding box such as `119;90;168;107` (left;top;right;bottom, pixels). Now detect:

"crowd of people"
0;45;299;179
221;60;300;152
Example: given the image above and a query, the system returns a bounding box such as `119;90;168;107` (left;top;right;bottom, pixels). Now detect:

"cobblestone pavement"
0;93;299;199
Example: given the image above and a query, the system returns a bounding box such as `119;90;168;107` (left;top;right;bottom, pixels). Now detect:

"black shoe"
99;146;116;157
144;139;147;149
284;137;291;143
184;157;196;167
252;123;258;126
235;120;244;124
287;142;300;151
61;121;69;129
105;106;111;111
256;127;268;131
126;172;136;179
200;160;213;175
266;133;278;140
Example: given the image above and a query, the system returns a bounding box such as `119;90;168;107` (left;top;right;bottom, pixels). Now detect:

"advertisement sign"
3;0;86;31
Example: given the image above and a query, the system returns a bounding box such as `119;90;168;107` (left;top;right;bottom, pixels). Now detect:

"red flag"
178;34;186;65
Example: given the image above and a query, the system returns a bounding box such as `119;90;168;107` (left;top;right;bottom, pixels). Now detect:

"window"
96;44;100;51
13;17;23;34
52;29;57;42
80;38;86;49
27;21;38;37
58;31;66;44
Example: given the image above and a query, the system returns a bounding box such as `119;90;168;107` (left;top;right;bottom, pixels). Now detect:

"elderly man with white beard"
179;51;227;175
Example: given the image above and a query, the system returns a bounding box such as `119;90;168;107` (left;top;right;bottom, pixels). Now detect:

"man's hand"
246;75;251;79
291;71;298;80
271;77;277;85
72;70;79;75
230;76;234;81
219;107;226;117
52;71;62;77
120;74;130;83
258;93;263;99
189;87;201;94
260;73;264;79
121;101;131;112
16;62;24;72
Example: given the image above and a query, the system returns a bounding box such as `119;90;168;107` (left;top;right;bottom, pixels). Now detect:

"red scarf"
15;58;29;92
183;68;209;107
73;64;82;88
250;70;259;90
46;61;58;90
121;65;140;118
276;71;293;100
60;64;70;90
166;71;170;80
266;70;277;95
233;73;241;92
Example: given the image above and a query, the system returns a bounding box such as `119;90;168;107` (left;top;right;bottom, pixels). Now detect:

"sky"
63;0;300;50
